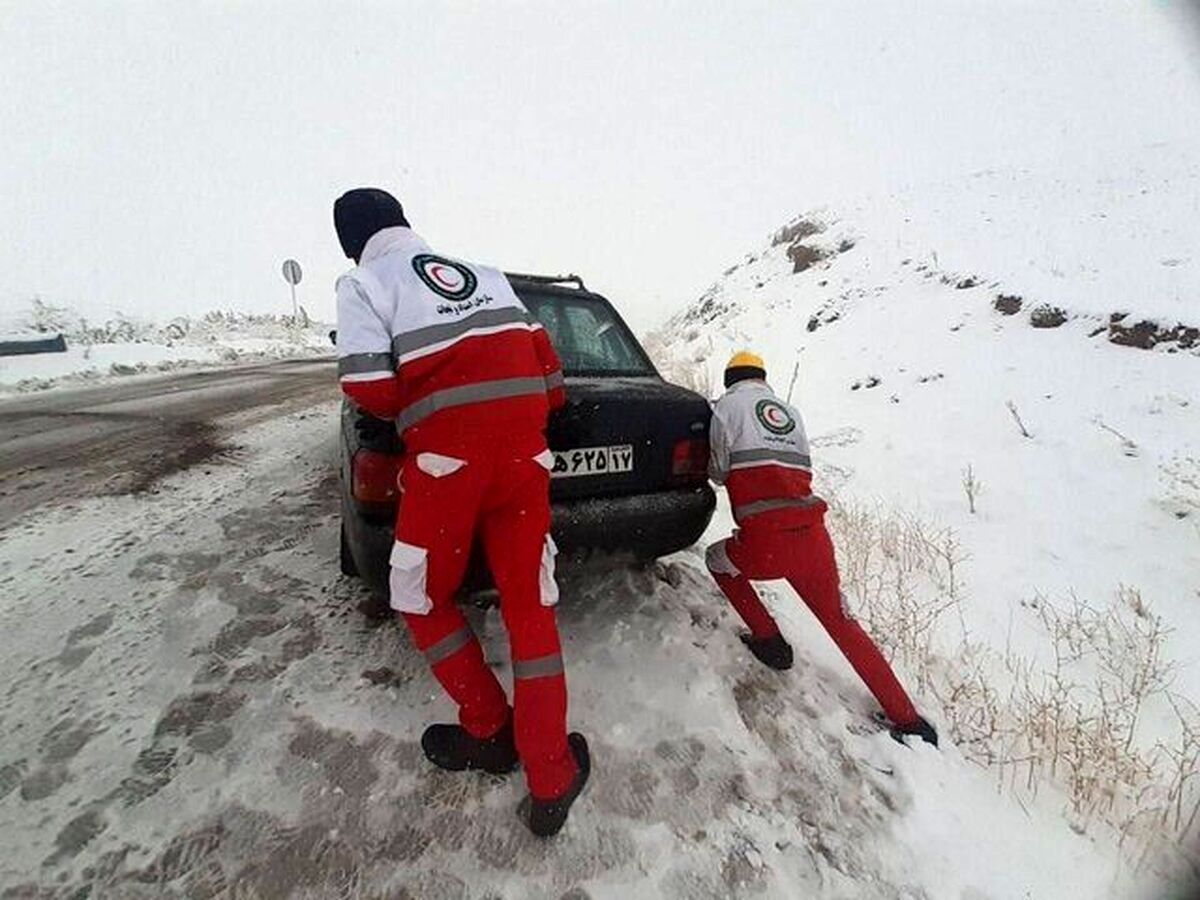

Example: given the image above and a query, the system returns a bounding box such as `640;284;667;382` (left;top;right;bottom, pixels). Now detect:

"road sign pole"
281;259;303;323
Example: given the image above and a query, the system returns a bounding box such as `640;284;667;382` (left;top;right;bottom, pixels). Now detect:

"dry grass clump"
830;498;966;694
825;496;1200;873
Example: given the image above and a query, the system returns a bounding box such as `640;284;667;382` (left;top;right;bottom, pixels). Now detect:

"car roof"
505;273;617;304
504;272;588;291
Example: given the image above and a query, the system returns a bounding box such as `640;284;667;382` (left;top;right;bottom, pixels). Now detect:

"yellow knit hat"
726;350;765;372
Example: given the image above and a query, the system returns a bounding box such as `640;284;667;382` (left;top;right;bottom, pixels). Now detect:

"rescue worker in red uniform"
333;188;589;835
705;351;938;745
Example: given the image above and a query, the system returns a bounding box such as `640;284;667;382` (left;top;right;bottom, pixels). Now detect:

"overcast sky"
2;1;1198;332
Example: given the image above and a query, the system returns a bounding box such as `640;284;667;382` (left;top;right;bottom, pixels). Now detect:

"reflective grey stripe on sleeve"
337;352;395;377
729;448;812;469
513;653;564;680
395;376;550;432
391;307;532;359
545;370;565;391
733;495;823;520
423;627;473;666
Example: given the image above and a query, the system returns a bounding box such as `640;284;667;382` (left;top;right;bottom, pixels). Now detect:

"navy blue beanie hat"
333;188;409;262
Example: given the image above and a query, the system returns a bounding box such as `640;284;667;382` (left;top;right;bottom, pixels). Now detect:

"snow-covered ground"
0;401;1179;899
1;152;1197;899
0;303;332;393
648;150;1200;891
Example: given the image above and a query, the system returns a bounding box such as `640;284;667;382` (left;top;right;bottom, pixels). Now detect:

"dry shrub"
825;496;1200;872
828;497;966;695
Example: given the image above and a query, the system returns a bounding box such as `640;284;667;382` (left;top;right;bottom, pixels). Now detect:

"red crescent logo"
429;265;458;289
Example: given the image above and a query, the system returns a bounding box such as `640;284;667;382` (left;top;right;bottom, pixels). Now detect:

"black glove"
354;411;403;454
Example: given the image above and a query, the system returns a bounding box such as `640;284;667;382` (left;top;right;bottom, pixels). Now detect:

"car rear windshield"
521;292;656;377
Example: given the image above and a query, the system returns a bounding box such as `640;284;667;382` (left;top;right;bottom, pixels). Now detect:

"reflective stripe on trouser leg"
402;608;510;739
513;653;564;680
423;626;473;665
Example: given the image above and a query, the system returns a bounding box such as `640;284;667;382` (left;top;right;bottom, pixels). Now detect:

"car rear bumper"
551;484;715;557
344;484;716;599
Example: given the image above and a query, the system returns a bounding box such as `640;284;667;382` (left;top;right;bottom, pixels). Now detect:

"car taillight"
670;438;710;485
352;450;401;504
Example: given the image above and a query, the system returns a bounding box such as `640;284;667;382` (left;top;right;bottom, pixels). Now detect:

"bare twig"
1006;400;1032;439
786;353;802;404
962;464;983;514
1093;415;1138;457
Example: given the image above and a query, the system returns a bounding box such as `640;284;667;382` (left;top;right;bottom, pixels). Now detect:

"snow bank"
648;151;1200;878
0;300;333;393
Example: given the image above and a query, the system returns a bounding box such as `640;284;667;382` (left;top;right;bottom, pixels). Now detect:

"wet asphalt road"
0;359;337;529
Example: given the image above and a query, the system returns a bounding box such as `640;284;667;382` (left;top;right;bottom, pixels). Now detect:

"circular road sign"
282;259;303;285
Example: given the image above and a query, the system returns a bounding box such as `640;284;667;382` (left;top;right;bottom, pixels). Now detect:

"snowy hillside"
0;301;332;393
649;157;1200;887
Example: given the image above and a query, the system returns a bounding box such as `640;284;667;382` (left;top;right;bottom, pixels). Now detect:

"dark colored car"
338;273;716;602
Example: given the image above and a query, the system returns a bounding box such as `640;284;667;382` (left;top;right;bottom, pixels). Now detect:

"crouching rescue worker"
332;188;589;835
705;351;938;746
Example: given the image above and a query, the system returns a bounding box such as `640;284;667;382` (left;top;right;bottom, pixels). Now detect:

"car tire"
339;520;359;577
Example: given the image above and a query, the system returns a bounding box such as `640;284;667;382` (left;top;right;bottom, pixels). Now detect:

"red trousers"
706;520;919;726
392;429;576;800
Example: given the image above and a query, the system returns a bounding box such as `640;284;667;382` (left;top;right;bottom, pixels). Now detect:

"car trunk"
547;376;711;501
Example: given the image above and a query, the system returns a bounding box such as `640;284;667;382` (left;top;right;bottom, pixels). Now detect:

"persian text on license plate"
552;445;634;478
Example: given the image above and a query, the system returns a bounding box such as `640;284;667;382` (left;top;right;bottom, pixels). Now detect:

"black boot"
739;632;794;670
889;716;939;747
525;733;590;838
421;719;519;775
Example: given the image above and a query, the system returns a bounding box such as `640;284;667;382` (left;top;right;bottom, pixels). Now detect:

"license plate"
551;444;634;478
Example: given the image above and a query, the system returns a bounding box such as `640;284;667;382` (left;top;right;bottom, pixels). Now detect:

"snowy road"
0;364;1161;899
0;359;335;529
